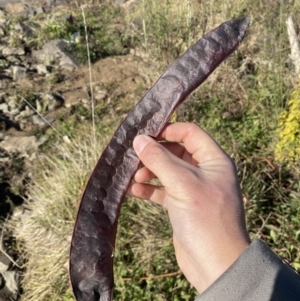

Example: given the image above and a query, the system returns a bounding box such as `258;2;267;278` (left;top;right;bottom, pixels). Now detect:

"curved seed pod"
70;16;251;301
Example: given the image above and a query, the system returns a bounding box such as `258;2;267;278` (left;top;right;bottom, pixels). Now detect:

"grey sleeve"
195;239;300;301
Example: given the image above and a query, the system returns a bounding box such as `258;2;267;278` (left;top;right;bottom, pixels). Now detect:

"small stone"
0;18;6;25
7;98;16;109
6;56;21;64
45;93;64;111
0;254;12;273
14;108;34;120
14;22;33;38
222;111;233;119
94;90;107;101
35;6;44;15
9;108;20;116
4;3;28;14
81;98;90;105
0;135;45;152
2;270;18;298
32;115;55;126
60;63;75;72
12;66;26;81
0;103;8;114
2;47;25;56
36;64;49;74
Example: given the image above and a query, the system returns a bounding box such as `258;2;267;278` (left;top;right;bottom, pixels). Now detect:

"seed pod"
70;16;251;301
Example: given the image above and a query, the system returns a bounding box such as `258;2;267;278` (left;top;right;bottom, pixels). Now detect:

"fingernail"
133;135;151;154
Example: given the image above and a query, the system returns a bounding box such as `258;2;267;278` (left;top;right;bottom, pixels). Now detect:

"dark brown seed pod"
69;16;251;301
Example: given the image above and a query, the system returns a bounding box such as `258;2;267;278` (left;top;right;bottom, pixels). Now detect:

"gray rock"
0;27;5;36
20;7;36;18
0;8;6;17
45;93;64;111
2;47;25;57
14;107;34;120
7;98;17;110
32;39;79;68
109;0;128;4
0;103;8;114
0;92;5;102
0;17;6;25
14;22;34;38
60;63;75;72
94;90;107;101
36;64;49;75
0;254;11;273
1;271;18;300
9;108;20;116
0;135;45;152
12;66;26;81
32;114;55;126
35;6;44;15
46;0;69;6
6;56;21;64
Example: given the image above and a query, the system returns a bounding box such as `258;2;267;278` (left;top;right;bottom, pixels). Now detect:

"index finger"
157;122;228;163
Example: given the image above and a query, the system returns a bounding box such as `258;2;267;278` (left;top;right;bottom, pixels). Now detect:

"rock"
109;0;128;4
46;0;69;6
94;90;107;101
45;92;64;111
2;47;25;57
0;135;45;152
9;109;20;116
36;64;49;75
14;22;34;38
0;271;18;300
32;114;55;126
0;17;6;25
14;107;34;121
7;98;17;110
3;3;27;14
0;254;11;273
12;66;26;81
222;111;233;119
0;103;8;114
35;6;44;15
32;39;79;68
0;93;5;102
6;56;21;64
60;63;75;72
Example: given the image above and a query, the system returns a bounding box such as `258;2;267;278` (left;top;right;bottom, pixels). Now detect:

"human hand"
127;122;250;293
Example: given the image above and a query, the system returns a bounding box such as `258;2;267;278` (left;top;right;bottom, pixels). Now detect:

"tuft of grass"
9;124;110;301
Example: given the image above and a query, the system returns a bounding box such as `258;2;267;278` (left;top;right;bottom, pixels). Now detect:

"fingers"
127;183;166;206
133;135;191;189
134;142;189;183
157;123;228;164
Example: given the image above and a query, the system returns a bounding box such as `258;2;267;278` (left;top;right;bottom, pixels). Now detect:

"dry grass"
9;126;109;300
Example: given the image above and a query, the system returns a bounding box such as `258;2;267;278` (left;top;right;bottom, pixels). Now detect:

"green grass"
7;0;300;300
34;4;129;64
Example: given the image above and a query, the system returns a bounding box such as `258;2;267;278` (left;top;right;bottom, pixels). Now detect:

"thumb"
133;135;184;187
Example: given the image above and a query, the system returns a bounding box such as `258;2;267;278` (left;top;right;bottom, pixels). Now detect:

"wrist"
193;238;250;293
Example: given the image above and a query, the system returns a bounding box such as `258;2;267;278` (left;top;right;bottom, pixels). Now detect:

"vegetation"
35;4;129;63
7;0;300;300
275;81;300;164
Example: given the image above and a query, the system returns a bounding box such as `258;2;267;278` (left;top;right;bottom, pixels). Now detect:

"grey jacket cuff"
195;239;300;301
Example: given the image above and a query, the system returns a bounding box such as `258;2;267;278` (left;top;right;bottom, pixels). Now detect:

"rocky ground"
0;0;140;299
